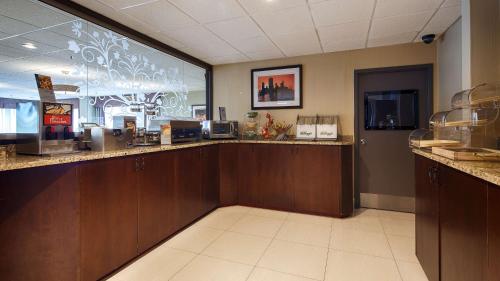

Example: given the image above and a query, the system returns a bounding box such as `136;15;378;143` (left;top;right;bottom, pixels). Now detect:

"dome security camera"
421;34;436;44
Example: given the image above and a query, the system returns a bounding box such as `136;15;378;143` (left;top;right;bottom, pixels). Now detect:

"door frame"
353;64;434;208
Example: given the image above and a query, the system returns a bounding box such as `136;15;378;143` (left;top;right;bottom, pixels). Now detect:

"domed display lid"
451;83;500;109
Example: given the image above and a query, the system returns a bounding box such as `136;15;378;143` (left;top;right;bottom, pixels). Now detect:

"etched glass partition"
0;0;207;136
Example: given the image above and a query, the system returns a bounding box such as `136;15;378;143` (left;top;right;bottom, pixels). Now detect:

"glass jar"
243;112;259;139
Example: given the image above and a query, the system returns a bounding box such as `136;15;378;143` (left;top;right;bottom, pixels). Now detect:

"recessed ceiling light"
22;42;37;49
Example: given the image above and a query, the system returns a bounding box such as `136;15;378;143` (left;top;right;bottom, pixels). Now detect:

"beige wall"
437;18;463;111
469;0;500;85
214;43;437;136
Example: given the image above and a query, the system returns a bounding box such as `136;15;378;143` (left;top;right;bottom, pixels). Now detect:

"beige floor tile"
215;205;252;215
229;215;284;237
331;228;393;258
325;250;401;281
287;213;334;227
248;208;289;220
381;218;416;237
387;234;418;263
397;260;429;281
248;267;317;281
276;221;331;247
258;240;328;280
202;231;271;265
165;225;223;253
195;210;245;230
170;255;253;281
333;215;384;233
107;247;195;281
377;210;415;221
353;208;381;218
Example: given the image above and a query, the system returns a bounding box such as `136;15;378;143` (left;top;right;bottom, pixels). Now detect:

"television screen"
364;89;419;130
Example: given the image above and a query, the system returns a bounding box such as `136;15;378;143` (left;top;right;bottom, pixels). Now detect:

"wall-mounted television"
364;89;419;130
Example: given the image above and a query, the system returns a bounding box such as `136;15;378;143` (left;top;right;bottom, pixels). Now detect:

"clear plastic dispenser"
410;83;500;151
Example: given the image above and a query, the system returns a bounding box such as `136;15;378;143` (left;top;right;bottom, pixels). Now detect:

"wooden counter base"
0;143;353;281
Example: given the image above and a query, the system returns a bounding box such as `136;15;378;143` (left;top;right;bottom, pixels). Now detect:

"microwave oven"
202;120;238;139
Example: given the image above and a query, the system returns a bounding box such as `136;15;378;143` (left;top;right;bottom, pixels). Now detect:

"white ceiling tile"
238;0;306;14
318;21;369;44
323;39;366;53
205;17;263;43
370;11;433;39
367;31;417;47
272;31;322;57
442;0;461;7
246;48;284;61
420;5;461;35
96;0;157;10
206;53;249;65
310;0;375;27
252;5;314;36
169;0;246;24
122;0;197;33
151;32;185;49
374;0;442;19
230;36;278;53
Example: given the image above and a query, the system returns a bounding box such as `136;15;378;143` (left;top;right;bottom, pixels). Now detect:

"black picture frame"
251;64;302;110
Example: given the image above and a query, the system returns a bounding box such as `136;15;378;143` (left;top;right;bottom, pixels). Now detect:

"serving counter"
0;140;353;281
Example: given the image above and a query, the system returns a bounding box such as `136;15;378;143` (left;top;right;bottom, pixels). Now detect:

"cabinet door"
440;165;487;281
237;144;261;207
80;157;138;281
414;155;439;281
488;185;500;281
201;145;219;212
138;152;176;253
258;144;294;211
293;145;340;216
219;144;239;206
175;148;203;228
0;164;79;281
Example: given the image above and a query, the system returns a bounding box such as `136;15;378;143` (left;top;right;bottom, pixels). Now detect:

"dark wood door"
415;155;439;281
487;184;500;281
201;145;219;213
439;165;487;281
0;164;79;281
219;143;239;206
79;157;138;281
138;152;176;253
238;144;261;207
175;147;202;228
258;144;294;211
355;65;433;207
293;145;340;216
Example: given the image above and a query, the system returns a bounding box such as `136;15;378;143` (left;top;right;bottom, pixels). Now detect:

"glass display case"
410;83;500;151
451;83;500;109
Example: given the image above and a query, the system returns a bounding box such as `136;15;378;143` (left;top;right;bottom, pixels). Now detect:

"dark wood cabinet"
0;164;79;281
294;145;339;216
238;144;261;207
201;145;219;213
237;143;353;217
79;157;139;281
415;155;439;281
488;185;500;281
174;147;203;228
219;144;239;206
439;165;488;281
258;144;294;211
138;152;176;253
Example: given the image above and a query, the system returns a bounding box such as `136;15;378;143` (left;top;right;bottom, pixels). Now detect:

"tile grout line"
167;207;249;281
244;212;290;281
322;220;334;281
381;216;405;281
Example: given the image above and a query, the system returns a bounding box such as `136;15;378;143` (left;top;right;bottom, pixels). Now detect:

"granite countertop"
0;139;353;172
413;149;500;186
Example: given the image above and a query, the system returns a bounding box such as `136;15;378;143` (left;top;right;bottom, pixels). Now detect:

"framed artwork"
251;64;302;110
192;104;207;121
